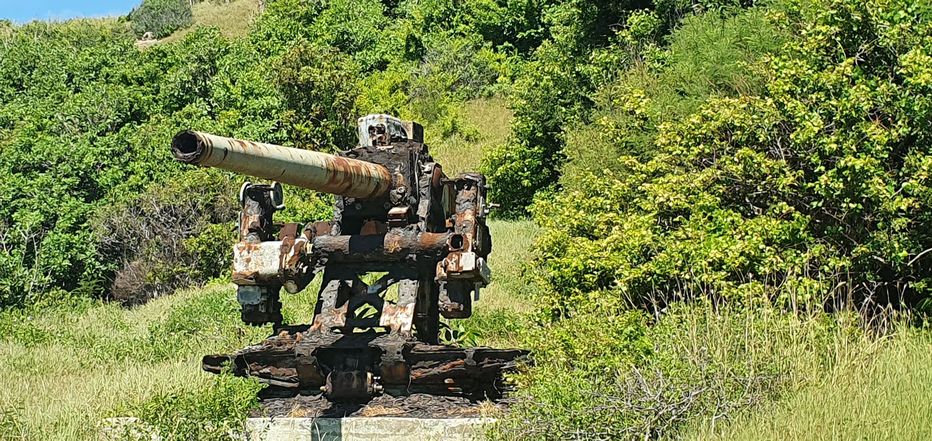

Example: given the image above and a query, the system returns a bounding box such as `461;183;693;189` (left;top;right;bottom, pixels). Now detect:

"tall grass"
480;220;539;313
0;286;267;440
492;300;932;440
688;324;932;440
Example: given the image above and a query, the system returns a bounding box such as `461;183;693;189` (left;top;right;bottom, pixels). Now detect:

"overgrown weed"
492;297;920;440
0;284;266;440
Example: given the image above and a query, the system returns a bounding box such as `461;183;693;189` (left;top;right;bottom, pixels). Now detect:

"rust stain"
181;119;523;401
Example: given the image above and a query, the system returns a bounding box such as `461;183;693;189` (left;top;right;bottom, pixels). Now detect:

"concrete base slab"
245;417;495;441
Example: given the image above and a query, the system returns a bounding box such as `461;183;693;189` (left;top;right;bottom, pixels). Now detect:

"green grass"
493;301;932;440
687;325;932;441
429;97;513;176
0;285;278;440
159;0;260;44
480;220;538;313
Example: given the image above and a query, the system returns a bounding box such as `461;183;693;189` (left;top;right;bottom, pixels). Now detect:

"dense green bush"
482;0;762;216
533;0;932;315
94;169;238;304
129;0;194;39
483;0;647;216
0;20;150;308
274;41;360;150
561;9;784;182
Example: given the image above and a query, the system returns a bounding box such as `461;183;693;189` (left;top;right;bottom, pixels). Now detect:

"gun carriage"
172;115;525;400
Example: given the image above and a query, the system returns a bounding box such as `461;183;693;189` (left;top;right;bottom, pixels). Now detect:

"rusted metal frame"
434;176;490;318
233;182;285;286
311;266;420;336
416;161;447;232
279;223;315;294
356;114;424;147
312;230;451;263
232;222;313;291
380;279;417;336
238;183;278;242
345;289;385;318
310;272;353;332
437;178;482;280
203;331;528;397
452;182;480;252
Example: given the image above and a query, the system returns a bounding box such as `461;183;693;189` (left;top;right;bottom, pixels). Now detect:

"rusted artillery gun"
171;115;525;400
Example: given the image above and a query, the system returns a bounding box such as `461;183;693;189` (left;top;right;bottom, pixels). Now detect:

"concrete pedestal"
244;417;495;441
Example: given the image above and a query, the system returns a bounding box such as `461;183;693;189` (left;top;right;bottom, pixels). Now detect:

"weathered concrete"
244;417;495;441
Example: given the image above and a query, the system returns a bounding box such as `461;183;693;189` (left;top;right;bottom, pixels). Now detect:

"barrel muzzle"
171;130;208;164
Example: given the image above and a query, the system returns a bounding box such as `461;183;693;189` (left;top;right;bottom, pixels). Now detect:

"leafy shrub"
94;169;238;304
0;14;359;308
492;302;654;439
129;0;194;39
561;9;783;184
273;41;360;150
481;0;657;217
482;0;761;216
413;33;498;100
0;20;148;308
534;0;932;313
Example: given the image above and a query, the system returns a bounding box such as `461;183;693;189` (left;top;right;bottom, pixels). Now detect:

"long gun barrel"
171;131;392;199
183;115;524;402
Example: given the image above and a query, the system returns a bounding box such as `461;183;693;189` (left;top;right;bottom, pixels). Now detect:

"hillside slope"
161;0;261;43
4;0;932;439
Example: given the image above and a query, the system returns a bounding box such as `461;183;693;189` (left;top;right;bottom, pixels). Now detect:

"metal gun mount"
172;115;526;401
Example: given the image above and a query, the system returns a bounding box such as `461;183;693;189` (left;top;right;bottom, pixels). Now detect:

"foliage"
532;0;932;314
482;0;764;216
494;302;874;440
689;324;932;440
562;9;784;181
94;169;238;304
0;20;148;308
274;41;360;150
495;1;932;438
129;0;194;39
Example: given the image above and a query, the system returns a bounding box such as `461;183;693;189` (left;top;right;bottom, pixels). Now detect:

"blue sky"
1;0;140;23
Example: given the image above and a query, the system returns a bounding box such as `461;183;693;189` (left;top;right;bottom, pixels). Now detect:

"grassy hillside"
160;0;261;43
4;0;932;439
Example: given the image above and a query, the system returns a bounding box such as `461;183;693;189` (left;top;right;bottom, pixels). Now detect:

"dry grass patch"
160;0;260;43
